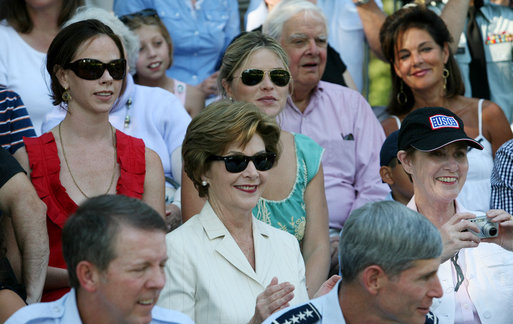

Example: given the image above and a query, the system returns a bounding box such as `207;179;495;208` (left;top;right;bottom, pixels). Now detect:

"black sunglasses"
239;69;290;87
119;8;159;24
209;152;277;173
64;58;126;81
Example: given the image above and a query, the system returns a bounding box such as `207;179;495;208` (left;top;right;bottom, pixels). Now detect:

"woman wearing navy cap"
397;106;513;324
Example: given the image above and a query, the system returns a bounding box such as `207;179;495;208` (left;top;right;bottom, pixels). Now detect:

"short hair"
263;0;327;41
0;0;83;33
65;7;139;75
182;100;281;198
62;194;166;289
339;201;442;282
218;31;290;97
379;5;464;116
46;19;126;106
121;10;174;72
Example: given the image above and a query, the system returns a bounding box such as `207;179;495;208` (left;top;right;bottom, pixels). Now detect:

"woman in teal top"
254;133;323;242
181;32;330;297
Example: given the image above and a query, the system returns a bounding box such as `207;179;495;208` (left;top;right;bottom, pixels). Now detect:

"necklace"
58;122;117;199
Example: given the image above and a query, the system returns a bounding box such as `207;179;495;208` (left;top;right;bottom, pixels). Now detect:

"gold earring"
62;89;72;102
396;81;407;105
442;68;449;90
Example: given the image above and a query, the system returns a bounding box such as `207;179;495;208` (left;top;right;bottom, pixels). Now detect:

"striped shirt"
0;87;36;153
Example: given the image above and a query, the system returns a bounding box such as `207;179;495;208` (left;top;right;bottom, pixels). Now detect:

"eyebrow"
287;33;327;41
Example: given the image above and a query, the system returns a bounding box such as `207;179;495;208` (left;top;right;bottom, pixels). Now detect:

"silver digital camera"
469;214;499;238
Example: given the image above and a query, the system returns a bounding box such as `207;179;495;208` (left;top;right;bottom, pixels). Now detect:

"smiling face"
203;134;269;217
400;142;468;206
378;258;442;324
393;27;449;93
223;48;290;118
94;225;167;324
134;24;172;82
279;11;327;93
57;35;124;115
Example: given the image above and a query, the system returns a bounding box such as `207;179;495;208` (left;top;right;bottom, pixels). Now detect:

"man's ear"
76;261;102;292
379;166;394;186
361;265;388;295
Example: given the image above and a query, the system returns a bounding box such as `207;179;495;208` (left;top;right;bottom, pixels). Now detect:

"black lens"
66;59;126;80
269;70;290;87
253;153;276;171
241;69;264;86
106;59;127;80
224;156;249;173
487;226;498;236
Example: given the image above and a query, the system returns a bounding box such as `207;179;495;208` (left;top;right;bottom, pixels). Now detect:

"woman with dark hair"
379;5;512;212
0;0;83;134
14;19;165;302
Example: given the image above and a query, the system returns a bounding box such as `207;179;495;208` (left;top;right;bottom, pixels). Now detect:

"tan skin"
382;28;513;155
182;48;330;298
133;24;205;117
15;35;165;294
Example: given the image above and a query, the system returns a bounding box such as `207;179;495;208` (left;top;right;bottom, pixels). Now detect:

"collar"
198;201;270;240
111;73;135;113
286;82;325;114
406;195;468;214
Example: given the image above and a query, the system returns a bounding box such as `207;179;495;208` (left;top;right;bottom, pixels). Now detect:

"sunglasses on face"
119;8;159;24
209;152;277;173
238;69;290;87
64;58;126;81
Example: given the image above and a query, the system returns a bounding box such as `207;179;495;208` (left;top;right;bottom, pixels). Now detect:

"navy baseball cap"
398;107;483;152
380;130;400;166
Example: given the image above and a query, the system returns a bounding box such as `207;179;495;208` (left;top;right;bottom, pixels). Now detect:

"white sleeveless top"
392;100;493;212
457;99;493;212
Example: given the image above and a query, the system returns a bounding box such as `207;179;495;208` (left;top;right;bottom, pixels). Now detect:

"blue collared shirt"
114;0;240;85
6;289;195;323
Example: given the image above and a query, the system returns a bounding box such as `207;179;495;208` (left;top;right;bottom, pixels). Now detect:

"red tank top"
24;130;146;301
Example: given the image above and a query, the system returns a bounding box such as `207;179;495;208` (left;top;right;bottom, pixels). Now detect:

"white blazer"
157;202;308;324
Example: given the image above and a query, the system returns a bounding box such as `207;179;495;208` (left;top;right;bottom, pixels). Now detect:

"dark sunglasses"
64;58;126;81
239;69;290;87
209;152;277;173
119;8;159;24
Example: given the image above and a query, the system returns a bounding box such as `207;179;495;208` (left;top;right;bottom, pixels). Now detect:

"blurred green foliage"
367;0;395;107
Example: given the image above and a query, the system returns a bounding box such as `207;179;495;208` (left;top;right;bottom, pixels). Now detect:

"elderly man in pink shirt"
263;0;388;272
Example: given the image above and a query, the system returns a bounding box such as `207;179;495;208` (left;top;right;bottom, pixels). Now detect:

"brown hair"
379;5;465;116
182;100;281;198
0;0;84;33
122;12;174;69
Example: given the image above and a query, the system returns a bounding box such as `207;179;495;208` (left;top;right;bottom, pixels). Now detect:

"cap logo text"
429;115;459;130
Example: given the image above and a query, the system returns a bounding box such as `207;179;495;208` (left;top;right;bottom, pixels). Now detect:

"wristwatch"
354;0;371;6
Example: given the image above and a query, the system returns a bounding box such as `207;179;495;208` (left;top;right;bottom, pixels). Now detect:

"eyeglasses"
209;152;277;173
64;58;126;80
238;69;290;87
119;8;158;24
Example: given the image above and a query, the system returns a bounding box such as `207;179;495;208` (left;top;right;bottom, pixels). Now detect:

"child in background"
121;9;205;117
379;130;413;205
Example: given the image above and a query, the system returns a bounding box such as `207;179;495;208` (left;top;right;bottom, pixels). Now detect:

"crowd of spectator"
1;0;513;323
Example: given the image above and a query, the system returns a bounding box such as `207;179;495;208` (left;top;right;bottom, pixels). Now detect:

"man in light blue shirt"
6;195;194;324
263;201;443;324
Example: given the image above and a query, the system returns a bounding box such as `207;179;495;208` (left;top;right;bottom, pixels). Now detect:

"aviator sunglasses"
209;152;277;173
238;69;290;87
64;58;127;81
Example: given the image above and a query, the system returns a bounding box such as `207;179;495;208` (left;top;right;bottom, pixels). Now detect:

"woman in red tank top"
14;20;165;302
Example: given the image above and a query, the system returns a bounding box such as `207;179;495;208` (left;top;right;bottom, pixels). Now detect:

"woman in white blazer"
396;107;513;324
157;100;308;324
